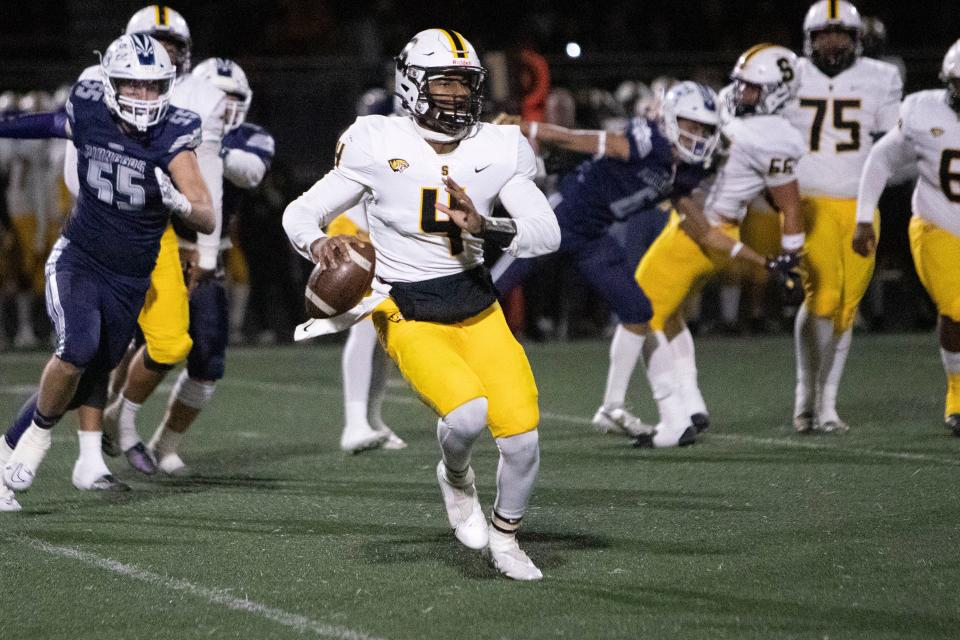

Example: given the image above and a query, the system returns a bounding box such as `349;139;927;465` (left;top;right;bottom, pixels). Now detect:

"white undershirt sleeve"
495;134;561;257
193;96;227;270
282;170;367;261
856;126;913;224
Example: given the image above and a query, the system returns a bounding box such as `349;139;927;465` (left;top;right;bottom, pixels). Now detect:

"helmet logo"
131;34;156;65
388;158;410;173
215;58;233;77
931;127;945;137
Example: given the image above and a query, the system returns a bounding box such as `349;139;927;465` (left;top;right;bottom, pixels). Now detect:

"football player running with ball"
783;0;902;434
0;35;213;510
284;29;560;580
854;40;960;435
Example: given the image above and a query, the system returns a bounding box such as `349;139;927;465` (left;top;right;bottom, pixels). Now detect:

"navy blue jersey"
64;80;201;277
220;122;275;170
555;117;708;238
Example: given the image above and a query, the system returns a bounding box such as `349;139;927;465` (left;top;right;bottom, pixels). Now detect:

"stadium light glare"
565;42;581;58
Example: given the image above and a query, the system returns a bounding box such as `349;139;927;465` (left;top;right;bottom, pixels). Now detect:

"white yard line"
18;536;386;640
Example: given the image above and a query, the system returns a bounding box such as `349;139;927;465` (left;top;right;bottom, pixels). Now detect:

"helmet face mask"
659;80;721;164
802;0;863;76
193;58;253;132
941;40;960;112
101;34;176;132
395;29;486;140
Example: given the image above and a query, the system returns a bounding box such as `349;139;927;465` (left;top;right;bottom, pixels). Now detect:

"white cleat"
152;450;189;476
817;419;850;434
3;427;52;491
484;526;543;581
375;425;407;450
0;484;22;512
436;461;488;550
72;460;130;491
340;424;388;453
591;406;655;437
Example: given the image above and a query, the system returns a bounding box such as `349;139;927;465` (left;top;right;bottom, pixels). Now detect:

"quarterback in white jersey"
635;44;805;446
284;29;559;581
855;39;960;434
782;0;903;434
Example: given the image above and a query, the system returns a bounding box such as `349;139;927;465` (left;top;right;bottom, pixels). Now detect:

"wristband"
781;232;805;252
479;216;517;248
593;131;607;160
729;241;744;258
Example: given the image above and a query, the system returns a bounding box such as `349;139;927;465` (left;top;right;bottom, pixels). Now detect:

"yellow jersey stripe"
439;28;468;58
741;43;773;64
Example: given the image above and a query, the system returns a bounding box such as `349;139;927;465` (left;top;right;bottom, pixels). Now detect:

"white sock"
15;292;34;338
643;331;687;436
149;425;183;458
794;305;819;417
368;343;390;430
818;328;851;425
720;285;740;325
342;321;376;429
117;397;143;451
76;431;110;476
601;325;644;408
669;325;707;417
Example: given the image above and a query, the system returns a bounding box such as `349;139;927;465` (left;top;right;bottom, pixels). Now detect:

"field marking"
4;378;958;467
17;535;386;640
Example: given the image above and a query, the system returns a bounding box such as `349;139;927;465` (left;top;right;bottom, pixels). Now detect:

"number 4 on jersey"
420;187;464;255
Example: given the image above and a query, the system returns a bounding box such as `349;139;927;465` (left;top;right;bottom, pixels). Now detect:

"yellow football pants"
635;212;740;331
800;196;879;332
371;298;539;439
138;225;192;365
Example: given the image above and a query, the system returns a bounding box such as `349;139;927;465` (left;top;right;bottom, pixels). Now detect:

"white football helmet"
803;0;862;74
194;58;252;131
394;28;486;140
729;44;799;116
125;5;192;75
660;81;721;164
941;39;960;112
100;34;176;132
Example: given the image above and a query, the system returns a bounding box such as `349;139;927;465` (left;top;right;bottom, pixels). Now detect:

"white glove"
154;167;192;220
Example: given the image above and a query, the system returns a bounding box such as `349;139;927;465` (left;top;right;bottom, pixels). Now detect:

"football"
304;238;376;318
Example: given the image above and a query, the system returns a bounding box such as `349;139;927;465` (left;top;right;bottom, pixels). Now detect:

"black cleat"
691;413;710;433
632;434;654;448
678;426;697;447
89;474;131;492
946;414;960;437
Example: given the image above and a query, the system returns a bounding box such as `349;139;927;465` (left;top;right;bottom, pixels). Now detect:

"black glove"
766;252;803;305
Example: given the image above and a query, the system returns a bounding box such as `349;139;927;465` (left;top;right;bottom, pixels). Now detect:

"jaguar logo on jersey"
388;158;410;173
931;127;945;137
131;34;156;65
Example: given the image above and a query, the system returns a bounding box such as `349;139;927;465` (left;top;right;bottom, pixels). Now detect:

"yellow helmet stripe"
828;0;838;19
741;43;774;64
438;28;468;59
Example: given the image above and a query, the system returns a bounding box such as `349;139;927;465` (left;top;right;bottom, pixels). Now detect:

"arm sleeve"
282;171;367;261
0;111;69;140
874;69;904;134
64;141;80;197
855;125;913;223
193;96;227;270
223;149;267;189
497;135;561;257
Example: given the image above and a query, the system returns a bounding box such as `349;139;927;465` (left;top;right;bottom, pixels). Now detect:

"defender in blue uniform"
0;34;215;509
492;81;721;438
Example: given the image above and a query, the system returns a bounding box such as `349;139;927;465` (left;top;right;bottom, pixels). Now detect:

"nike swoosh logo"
475;164;492;173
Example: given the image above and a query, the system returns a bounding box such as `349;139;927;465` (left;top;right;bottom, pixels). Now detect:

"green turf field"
2;333;959;639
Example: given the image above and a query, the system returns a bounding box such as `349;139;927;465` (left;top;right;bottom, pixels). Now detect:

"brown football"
304;239;376;319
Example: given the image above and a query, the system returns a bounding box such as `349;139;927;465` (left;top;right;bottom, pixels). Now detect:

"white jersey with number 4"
284;115;560;292
703;114;806;224
858;90;960;237
784;56;902;199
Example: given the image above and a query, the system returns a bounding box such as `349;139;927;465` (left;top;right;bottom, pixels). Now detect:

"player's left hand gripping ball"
305;237;376;318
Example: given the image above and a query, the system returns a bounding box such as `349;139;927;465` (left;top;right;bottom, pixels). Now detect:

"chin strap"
410;116;474;143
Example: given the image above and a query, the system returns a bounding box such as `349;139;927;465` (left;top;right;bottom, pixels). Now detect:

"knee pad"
495;429;540;473
439;397;488;442
173;369;217;410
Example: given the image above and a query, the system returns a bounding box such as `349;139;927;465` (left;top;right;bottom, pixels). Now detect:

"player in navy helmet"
0;34;215;510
